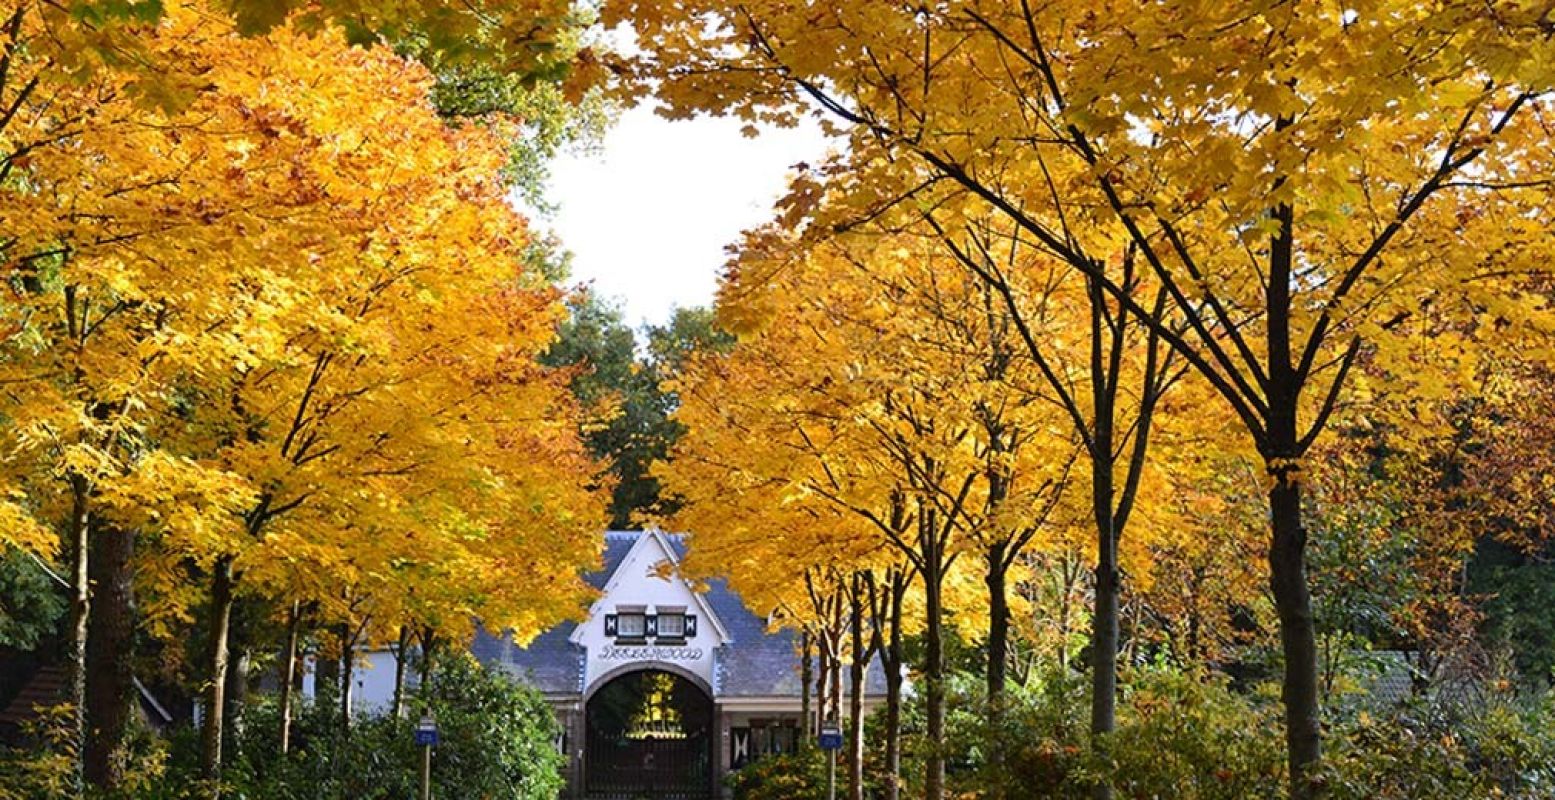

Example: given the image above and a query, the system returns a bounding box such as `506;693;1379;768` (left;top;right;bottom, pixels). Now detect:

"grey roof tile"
474;622;584;695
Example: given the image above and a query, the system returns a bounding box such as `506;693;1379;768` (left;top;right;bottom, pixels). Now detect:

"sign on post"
415;715;440;747
819;721;843;800
818;722;844;751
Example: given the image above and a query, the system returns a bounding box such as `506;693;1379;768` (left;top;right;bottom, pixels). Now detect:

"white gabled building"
471;530;887;800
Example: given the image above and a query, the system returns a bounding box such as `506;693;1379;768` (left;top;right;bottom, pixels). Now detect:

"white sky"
543;104;832;328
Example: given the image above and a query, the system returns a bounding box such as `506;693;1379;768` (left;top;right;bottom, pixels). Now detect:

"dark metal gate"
585;670;713;800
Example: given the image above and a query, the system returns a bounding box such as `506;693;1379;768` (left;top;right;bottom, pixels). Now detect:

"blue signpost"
414;716;440;747
415;714;439;800
819;722;843;800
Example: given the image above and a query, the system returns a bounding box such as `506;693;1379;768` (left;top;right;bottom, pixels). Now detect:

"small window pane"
617;613;646;637
658;613;685;637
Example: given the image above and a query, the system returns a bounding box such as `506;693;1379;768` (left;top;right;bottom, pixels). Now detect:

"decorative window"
607;606;648;641
657;612;685;638
617;612;647;638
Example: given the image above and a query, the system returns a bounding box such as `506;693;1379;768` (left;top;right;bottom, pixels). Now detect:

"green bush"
0;702;167;800
866;664;1552;799
146;653;562;800
727;747;830;800
1099;669;1285;800
1322;690;1555;800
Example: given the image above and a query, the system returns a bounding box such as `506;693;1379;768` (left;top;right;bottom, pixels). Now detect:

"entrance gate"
584;670;713;799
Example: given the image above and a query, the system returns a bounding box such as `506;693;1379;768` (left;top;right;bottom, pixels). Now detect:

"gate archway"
584;668;714;799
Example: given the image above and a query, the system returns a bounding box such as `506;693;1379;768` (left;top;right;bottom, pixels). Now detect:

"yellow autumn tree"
0;2;608;791
610;4;1555;793
662;217;1087;798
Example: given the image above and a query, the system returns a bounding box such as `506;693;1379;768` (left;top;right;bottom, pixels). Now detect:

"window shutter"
645;614;658;637
604;614;617;636
685;615;698;637
731;727;751;769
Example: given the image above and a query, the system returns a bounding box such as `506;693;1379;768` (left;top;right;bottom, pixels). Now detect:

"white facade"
303;530;888;799
570;530;732;698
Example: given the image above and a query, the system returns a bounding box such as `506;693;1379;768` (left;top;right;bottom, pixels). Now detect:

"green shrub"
145;652;562;800
1099;669;1285;800
1323;689;1555;800
728;747;830;800
866;664;1551;799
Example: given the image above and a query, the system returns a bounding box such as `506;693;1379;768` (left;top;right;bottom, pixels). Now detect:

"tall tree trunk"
392;625;412;718
800;630;813;739
1271;467;1320;798
1057;554;1074;673
814;641;829;734
279;601;302;755
1267;189;1321;800
828;629;842;725
882;572;905;800
1089;493;1120;800
200;556;235;790
847;575;866;800
338;623;355;735
224;636;251;764
83;521;135;791
417;626;437;702
65;475;90;793
1087;269;1121;800
923;563;945;800
984;542;1010;799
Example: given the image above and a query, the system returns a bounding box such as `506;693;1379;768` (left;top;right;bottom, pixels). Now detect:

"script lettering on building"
597;645;705;662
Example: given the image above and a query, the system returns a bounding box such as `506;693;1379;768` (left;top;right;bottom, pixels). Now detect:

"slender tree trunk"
200;556;235;791
224;638;251;764
65;475;90;793
985;546;1010;702
814;640;829;734
1186;569;1203;664
922;513;947;800
1089;492;1120;800
985;543;1010;799
828;630;842;725
1270;468;1320;798
1087;268;1122;800
279;601;302;755
800;630;813;739
882;573;904;800
338;623;354;735
1267;188;1322;800
417;626;437;700
847;575;866;800
924;569;945;800
392;625;412;718
83;521;135;791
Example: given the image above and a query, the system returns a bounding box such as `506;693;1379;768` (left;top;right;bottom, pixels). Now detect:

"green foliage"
853;664;1553;799
1099;670;1286;800
1470;541;1555;685
142;654;561;800
1322;690;1555;800
0;548;67;650
727;747;830;800
543;295;734;528
878;667;1283;799
0;703;167;800
425;59;612;214
0;704;81;800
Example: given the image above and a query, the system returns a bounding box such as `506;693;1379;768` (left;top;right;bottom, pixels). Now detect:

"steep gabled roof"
476;530;888;698
569;529;731;646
